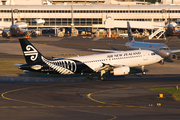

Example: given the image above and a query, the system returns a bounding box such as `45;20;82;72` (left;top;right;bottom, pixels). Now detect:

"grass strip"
148;87;180;101
0;58;25;76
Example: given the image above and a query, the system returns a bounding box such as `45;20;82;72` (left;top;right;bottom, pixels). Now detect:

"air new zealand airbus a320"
17;38;162;80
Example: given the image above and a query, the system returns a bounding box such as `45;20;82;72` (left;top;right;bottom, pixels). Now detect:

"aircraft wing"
94;63;123;72
87;48;119;53
108;43;127;46
0;27;10;30
94;63;130;76
24;28;51;32
171;49;180;53
0;26;10;29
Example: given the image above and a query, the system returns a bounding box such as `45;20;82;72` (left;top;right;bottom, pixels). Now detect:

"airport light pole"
71;0;74;36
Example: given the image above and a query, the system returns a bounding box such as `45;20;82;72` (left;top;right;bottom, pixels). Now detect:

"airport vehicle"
89;22;180;64
17;38;162;80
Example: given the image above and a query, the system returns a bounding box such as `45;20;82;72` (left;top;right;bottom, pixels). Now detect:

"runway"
0;75;180;120
0;36;180;119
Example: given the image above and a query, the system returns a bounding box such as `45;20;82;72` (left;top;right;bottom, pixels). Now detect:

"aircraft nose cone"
160;51;170;58
166;52;170;56
156;55;162;62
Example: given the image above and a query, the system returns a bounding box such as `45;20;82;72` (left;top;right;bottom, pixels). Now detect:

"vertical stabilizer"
127;22;135;42
11;9;14;25
19;38;43;64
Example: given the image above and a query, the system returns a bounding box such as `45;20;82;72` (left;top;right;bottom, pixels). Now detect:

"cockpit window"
160;48;169;50
151;53;156;55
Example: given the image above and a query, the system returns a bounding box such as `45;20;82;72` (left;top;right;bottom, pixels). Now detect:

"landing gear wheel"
142;71;146;75
99;76;105;81
87;74;93;80
160;59;164;65
141;66;145;75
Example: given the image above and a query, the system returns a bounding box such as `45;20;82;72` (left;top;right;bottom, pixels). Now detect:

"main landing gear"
87;74;93;80
87;70;106;81
99;76;105;81
99;70;105;81
141;66;146;75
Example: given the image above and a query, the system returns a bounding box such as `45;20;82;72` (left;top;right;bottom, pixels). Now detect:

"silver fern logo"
42;56;77;74
24;45;38;61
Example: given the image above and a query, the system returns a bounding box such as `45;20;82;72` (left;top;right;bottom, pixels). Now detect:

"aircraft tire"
142;71;146;75
99;76;105;81
160;60;164;65
87;74;93;80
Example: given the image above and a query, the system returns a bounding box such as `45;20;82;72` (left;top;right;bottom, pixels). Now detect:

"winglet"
127;21;135;42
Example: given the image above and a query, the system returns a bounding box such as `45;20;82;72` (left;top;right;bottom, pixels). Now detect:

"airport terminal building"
0;0;180;30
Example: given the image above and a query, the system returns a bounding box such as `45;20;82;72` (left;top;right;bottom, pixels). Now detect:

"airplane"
1;9;46;38
165;21;180;37
163;14;180;37
154;15;180;37
88;21;180;64
17;38;162;80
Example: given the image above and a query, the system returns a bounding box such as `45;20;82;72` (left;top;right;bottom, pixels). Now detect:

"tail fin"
11;9;14;25
19;38;43;64
127;21;135;42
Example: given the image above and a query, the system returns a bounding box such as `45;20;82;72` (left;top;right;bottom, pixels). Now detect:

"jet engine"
109;66;130;76
2;31;10;38
167;53;177;61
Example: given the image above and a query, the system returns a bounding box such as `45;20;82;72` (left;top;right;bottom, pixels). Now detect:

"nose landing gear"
159;59;164;65
141;66;146;75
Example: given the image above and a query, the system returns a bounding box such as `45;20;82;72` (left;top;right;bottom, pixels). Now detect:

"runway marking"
1;82;180;120
2;82;176;109
1;86;55;108
87;83;180;108
0;105;122;109
87;87;147;108
91;38;102;41
0;83;117;120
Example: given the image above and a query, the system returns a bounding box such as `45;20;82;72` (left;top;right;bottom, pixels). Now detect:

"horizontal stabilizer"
14;64;23;66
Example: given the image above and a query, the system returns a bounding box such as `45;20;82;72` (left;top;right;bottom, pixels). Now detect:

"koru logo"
24;45;38;61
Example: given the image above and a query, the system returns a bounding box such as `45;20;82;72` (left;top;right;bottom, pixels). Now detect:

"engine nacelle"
2;31;10;37
167;53;177;61
109;66;130;76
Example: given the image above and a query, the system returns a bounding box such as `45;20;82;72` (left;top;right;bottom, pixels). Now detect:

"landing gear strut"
160;59;164;65
141;66;146;75
99;70;106;81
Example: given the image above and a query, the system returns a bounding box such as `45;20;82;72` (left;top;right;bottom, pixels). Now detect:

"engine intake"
167;53;177;61
109;66;130;76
